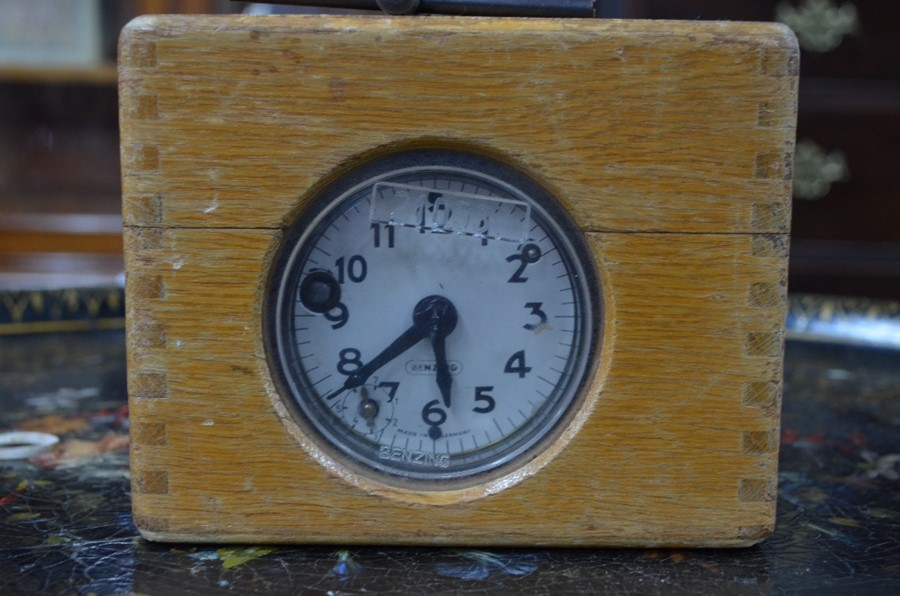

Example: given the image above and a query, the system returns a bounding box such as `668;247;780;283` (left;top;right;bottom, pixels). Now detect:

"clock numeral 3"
504;350;532;378
523;302;547;330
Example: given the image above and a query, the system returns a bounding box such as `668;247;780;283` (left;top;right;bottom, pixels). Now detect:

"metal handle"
776;0;859;53
259;0;597;17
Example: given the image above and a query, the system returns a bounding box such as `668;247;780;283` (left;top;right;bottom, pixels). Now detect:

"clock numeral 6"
504;350;532;378
422;399;447;427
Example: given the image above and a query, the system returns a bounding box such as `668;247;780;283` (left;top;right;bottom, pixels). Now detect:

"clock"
120;15;798;546
267;148;600;484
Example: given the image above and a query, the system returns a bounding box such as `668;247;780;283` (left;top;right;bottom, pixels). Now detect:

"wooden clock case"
120;15;798;546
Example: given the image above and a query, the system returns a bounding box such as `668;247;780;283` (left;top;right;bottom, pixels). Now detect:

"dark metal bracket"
256;1;597;18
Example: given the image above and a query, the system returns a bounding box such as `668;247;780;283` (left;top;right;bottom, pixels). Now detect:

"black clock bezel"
264;146;602;486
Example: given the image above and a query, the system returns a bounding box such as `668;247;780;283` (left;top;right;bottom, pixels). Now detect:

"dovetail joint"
742;430;777;454
746;331;782;357
743;382;778;408
133;422;167;446
135;470;169;495
132;371;167;399
739;478;773;502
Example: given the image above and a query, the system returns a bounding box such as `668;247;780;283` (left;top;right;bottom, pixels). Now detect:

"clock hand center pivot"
412;295;458;339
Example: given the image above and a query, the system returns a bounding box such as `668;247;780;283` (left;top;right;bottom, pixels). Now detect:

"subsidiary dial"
267;148;601;483
340;384;396;436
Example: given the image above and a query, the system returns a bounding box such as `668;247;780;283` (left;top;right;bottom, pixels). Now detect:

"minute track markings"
493;418;504;435
313;373;333;386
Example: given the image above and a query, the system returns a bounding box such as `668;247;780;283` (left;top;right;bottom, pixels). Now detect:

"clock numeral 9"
335;255;367;284
504;350;532;378
324;302;349;329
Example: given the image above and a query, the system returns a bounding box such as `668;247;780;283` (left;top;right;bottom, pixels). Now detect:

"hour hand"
431;332;452;408
413;295;458;408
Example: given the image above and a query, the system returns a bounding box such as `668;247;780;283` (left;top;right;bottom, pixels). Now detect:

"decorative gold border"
0;287;125;336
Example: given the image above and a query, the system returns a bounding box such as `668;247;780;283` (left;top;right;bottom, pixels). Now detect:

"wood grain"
121;15;797;546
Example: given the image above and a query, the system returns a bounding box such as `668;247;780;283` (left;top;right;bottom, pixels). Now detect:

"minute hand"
431;332;452;408
331;323;427;398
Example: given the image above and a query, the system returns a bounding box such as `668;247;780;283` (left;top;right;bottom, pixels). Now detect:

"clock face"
267;148;600;483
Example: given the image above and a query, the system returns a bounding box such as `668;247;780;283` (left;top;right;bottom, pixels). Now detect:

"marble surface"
0;325;898;594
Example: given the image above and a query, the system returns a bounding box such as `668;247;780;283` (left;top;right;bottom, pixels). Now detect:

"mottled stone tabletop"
1;294;898;594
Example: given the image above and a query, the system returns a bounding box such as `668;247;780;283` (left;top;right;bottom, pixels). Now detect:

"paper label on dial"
370;182;530;244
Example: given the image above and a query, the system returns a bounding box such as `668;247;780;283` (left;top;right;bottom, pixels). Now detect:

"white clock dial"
268;149;600;482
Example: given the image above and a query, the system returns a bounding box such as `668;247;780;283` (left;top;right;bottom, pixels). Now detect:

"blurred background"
1;0;897;297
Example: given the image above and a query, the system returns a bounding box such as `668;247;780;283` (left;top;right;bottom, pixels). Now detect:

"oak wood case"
120;15;798;547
